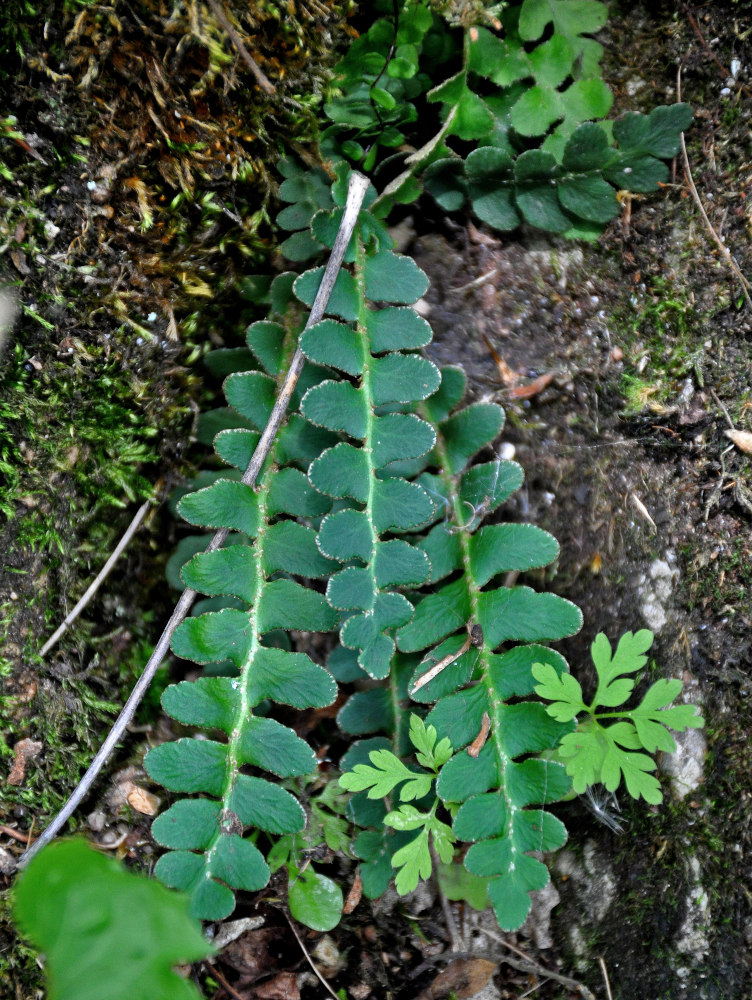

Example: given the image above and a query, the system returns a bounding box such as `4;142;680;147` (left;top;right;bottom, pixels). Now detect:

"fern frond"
294;202;441;680
145;277;341;921
391;367;583;931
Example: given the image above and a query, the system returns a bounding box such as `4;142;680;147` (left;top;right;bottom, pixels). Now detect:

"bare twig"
40;501;151;657
0;825;33;844
680;4;752;100
18;171;370;869
206;962;246;1000
599;956;614;1000
710;388;735;430
205;0;276;96
284;914;341;1000
677;65;752;310
480;928;597;1000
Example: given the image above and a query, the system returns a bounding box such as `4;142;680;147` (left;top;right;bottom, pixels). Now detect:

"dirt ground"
2;2;752;999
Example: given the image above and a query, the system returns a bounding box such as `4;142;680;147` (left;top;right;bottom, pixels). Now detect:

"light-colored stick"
39;501;151;657
19;171;370;868
677;66;752;310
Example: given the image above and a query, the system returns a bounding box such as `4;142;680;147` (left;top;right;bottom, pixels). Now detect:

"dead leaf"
7;739;42;786
482;333;518;386
508;371;555;399
414;957;496;1000
725;429;752;454
344;869;363;914
10;248;30;276
467;713;490;758
254;972;300;999
126;785;161;815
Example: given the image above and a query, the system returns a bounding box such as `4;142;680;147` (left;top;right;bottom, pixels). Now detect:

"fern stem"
19;171;370;869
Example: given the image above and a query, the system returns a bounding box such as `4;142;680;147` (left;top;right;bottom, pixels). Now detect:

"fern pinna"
144;275;343;920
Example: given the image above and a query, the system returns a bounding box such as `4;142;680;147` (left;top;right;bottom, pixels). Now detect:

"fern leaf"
146;276;340;921
390;370;582;931
296;211;440;680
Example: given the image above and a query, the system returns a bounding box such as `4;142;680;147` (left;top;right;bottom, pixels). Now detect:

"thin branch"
40;500;150;657
284;914;341;1000
680;4;752;100
677;65;752;310
598;956;614;1000
206;0;276;96
480;928;597;1000
18;171;370;869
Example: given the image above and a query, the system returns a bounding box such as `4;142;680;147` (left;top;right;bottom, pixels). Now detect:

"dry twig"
40;500;150;657
19;172;371;868
677;65;752;310
480;927;597;1000
284;914;341;1000
205;0;276;96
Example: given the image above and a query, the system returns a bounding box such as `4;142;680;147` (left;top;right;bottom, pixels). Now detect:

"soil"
2;2;752;999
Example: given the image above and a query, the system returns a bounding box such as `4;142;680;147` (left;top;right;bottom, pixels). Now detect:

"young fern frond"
144;279;342;921
386;369;583;932
295;203;440;680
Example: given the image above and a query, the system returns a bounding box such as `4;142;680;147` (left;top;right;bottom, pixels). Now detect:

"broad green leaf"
288;867;343;932
263;520;338;578
612;104;693;158
367;306;432;352
557;174;619;224
226;775;306;832
436;742;499;803
145;739;226;796
560;78;613;123
519;0;608;42
267;467;331;517
152;799;221;851
397;577;473;653
181;546;256;603
470;524;559;584
172;608;253;667
300;318;364;375
13;839;211;1000
364;251;429;303
318;508;373;562
294;266;359;322
528;34;574;88
454;793;508;841
246;645;337;708
510;85;563;137
245;320;285;374
338;687;394;735
310;442;370;501
224;370;276;428
374;539;430;588
177;480;259;536
562;122;611;171
479;587;583;646
371;353;441;404
372;413;436;466
302;380;368;437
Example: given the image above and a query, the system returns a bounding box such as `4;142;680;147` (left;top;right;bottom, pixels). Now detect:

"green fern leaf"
147;276;342;922
297;222;439;680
